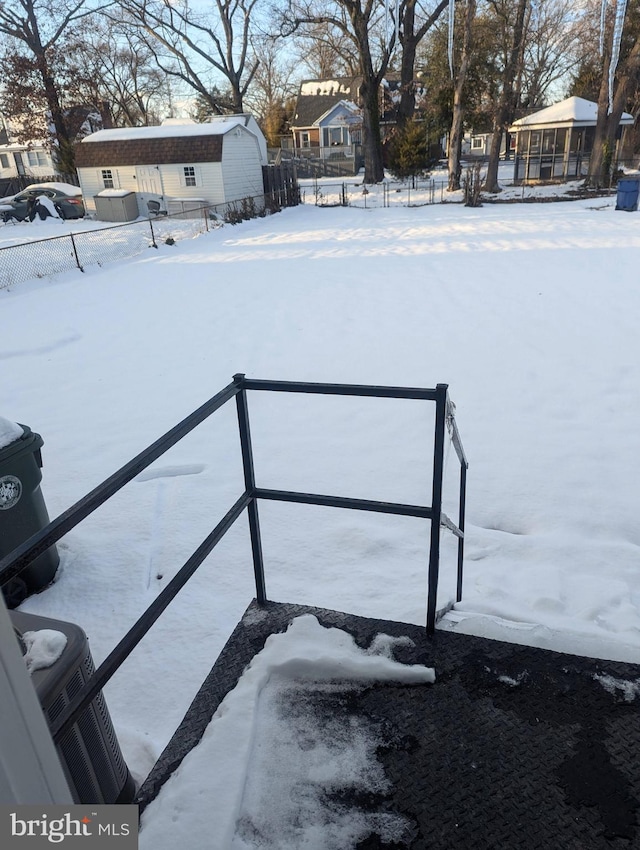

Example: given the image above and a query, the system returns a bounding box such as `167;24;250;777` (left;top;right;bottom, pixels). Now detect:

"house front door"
135;166;163;195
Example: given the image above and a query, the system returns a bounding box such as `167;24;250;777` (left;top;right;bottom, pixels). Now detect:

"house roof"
292;78;361;128
75;121;258;169
80;121;246;143
315;100;362;127
510;96;634;130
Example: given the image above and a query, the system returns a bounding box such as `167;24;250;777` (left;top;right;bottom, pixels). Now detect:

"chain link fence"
302;177;450;209
0;191;296;291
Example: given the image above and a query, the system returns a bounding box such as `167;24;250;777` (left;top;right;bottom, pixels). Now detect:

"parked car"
0;183;85;222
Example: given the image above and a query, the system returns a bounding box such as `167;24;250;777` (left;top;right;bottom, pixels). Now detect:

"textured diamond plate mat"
137;601;640;848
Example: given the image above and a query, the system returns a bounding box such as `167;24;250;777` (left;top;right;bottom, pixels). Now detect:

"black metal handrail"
0;373;468;745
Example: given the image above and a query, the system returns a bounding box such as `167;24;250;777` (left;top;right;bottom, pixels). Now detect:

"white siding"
78;166;136;213
221;127;264;203
78;125;265;217
159;163;225;209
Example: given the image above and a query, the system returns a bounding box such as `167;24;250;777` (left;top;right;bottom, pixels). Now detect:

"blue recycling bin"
615;177;640;212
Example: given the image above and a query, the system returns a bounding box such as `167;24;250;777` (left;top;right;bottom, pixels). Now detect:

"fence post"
68;232;83;272
426;383;448;635
149;218;157;249
233;373;267;604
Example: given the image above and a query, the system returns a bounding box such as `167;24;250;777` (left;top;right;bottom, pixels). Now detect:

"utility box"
93;190;139;222
11;610;136;804
0;425;59;608
615;177;640;212
167;198;206;218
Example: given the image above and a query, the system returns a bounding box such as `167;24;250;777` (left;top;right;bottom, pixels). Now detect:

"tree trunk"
587;39;640;187
448;0;476;192
360;78;384;183
398;1;418;124
484;0;528;193
39;54;75;174
24;2;74;173
398;0;449;124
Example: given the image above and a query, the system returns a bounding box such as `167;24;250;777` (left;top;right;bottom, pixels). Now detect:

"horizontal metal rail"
0;380;240;586
242;377;439;401
0;373;468;753
254;487;433;519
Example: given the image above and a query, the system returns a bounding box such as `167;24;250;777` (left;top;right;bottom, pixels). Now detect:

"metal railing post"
456;464;467;602
427;383;448;635
233;373;267;604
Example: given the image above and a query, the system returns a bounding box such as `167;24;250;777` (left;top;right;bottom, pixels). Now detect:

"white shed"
75;119;266;217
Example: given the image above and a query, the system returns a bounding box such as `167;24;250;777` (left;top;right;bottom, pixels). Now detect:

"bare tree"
65;20;168;126
587;2;640;187
243;35;298;145
448;0;476;191
396;0;448;123
0;0;106;172
483;0;528;193
281;0;395;183
519;0;586;109
117;0;260;114
290;20;361;77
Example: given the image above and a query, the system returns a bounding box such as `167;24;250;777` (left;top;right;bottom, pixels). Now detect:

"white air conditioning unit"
11;610;135;805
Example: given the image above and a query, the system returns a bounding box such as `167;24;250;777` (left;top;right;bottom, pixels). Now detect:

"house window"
27;151;38;166
323;126;348;147
183;166;197;187
471;137;483;150
101;169;115;188
0;154;9;169
322;126;350;147
301;132;310;149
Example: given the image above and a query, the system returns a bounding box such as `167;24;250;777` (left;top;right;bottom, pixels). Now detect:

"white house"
0;115;55;180
75;118;267;218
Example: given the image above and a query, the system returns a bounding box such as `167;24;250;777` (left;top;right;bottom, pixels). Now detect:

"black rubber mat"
136;600;640;848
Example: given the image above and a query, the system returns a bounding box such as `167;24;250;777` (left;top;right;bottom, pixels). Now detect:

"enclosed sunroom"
509;96;634;184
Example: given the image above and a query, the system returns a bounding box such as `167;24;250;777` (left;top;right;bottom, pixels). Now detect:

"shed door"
136;166;162;194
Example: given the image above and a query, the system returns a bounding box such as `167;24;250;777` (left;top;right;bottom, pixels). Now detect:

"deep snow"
2;193;639;844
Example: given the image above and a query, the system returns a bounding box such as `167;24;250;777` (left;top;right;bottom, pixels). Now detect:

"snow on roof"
511;96;634;129
82;121;246;143
161;117;196;126
300;80;352;96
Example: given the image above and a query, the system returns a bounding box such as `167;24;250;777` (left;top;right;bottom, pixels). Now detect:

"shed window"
183;166;197;187
471;137;483;150
0;153;9;169
101;169;115;188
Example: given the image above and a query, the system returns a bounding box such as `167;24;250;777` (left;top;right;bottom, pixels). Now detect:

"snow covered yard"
2;194;640;841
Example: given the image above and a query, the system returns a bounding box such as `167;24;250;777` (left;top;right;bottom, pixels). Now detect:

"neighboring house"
74;118;267;218
509;96;634;183
462;132;513;159
0;116;56;181
290;79;362;167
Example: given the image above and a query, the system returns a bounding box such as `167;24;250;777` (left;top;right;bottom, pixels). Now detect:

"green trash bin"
0;424;59;607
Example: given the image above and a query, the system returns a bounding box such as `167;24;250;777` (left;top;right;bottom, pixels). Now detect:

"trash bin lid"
0;417;24;451
0;422;43;462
